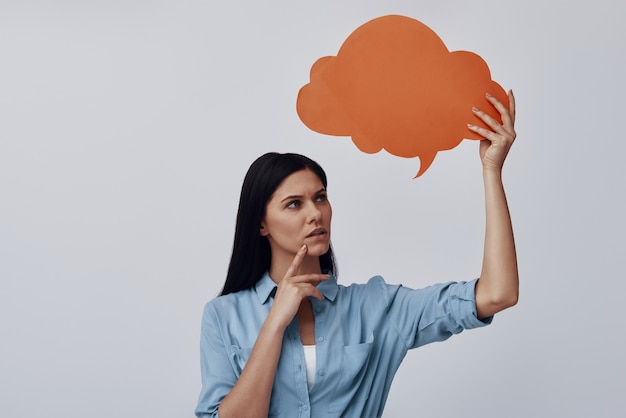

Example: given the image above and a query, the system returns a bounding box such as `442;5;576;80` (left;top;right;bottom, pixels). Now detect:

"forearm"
475;168;519;318
218;315;285;418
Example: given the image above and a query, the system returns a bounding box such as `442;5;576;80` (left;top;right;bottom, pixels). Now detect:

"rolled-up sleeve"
195;303;236;418
377;277;492;350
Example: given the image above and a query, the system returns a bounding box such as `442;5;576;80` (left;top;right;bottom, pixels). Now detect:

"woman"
195;91;518;417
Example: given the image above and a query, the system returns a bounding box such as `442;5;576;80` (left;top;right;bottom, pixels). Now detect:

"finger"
467;123;500;142
468;124;515;154
312;289;325;301
298;283;324;300
508;89;516;124
291;273;331;286
310;286;324;300
278;281;325;302
485;92;514;132
284;244;308;278
472;106;508;136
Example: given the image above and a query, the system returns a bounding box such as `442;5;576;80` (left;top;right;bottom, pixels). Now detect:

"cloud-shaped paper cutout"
297;15;508;177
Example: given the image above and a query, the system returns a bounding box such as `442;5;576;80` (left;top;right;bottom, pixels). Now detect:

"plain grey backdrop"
1;1;624;417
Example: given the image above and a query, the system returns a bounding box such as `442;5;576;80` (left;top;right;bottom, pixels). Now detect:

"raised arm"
467;91;519;319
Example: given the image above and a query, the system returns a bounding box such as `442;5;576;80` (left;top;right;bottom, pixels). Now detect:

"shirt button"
317;336;324;342
315;306;321;313
318;369;325;376
303;405;308;410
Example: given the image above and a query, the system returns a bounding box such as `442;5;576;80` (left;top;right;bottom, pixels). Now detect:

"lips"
306;228;327;238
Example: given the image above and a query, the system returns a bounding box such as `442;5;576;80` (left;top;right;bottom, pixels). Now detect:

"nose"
306;202;322;224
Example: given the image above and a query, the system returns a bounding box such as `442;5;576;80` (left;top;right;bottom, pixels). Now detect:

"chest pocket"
328;333;375;414
230;346;282;417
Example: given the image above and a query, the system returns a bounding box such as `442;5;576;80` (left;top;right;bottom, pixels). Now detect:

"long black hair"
220;152;337;296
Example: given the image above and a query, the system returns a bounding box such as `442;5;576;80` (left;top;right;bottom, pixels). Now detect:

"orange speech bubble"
296;15;508;177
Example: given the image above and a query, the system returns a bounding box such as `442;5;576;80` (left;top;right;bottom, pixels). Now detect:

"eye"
315;193;328;203
286;200;301;209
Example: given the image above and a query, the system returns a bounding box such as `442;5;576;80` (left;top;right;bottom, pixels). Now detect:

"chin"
306;242;331;257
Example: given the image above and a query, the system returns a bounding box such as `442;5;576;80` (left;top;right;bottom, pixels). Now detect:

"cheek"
269;214;299;235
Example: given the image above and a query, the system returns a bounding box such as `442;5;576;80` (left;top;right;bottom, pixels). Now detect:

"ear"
260;223;269;237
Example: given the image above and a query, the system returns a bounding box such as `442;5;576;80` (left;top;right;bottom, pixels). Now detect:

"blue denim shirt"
195;273;491;417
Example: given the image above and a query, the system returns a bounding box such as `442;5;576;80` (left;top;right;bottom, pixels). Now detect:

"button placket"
311;299;328;393
287;321;309;407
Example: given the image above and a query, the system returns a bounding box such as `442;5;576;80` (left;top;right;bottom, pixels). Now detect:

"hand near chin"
268;244;329;330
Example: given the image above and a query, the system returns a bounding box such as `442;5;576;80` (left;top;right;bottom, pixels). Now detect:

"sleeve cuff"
450;278;493;329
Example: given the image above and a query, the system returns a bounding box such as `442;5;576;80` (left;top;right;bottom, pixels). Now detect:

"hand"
468;90;516;172
268;245;329;330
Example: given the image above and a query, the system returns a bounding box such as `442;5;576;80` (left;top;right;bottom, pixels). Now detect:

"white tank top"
302;345;316;390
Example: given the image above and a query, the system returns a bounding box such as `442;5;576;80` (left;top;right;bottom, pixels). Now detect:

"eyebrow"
280;188;327;203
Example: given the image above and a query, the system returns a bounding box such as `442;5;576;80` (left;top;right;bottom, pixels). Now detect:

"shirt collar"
255;271;339;304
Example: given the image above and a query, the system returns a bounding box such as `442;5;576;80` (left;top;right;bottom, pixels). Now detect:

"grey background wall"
1;1;624;417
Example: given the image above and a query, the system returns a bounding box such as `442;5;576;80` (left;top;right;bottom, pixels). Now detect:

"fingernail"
472;106;479;112
486;92;493;98
467;123;475;128
300;244;307;251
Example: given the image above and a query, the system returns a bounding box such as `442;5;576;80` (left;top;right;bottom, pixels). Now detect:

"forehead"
272;169;324;197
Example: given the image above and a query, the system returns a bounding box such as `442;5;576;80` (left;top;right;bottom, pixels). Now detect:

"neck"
269;255;322;284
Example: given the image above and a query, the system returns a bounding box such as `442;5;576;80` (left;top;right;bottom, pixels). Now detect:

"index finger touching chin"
286;244;308;277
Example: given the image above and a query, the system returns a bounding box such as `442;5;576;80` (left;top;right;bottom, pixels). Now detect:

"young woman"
195;91;518;418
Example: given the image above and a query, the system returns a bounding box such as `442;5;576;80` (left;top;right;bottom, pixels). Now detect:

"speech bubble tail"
414;151;437;178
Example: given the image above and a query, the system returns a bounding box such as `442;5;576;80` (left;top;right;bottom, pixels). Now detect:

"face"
260;168;332;268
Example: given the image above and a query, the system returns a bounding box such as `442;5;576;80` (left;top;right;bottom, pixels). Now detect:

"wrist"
265;308;291;334
482;165;503;179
